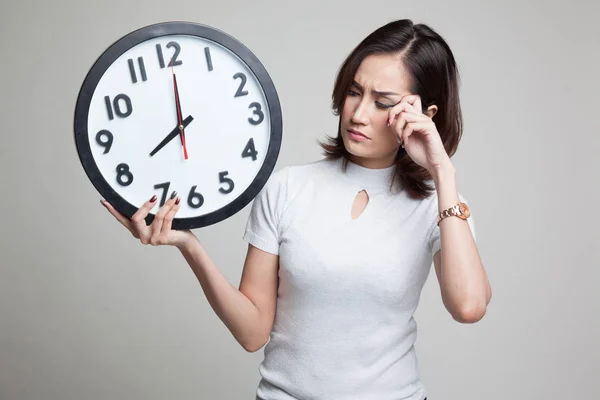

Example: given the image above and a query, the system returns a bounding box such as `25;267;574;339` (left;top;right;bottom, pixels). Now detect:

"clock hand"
149;115;194;157
171;64;188;160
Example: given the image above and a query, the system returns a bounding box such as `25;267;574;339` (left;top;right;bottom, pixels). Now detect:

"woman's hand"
100;193;195;250
388;94;452;174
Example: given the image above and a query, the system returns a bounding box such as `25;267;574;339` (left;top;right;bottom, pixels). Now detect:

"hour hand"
149;115;194;157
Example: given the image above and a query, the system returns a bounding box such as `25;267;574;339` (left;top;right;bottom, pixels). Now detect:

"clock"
74;21;282;229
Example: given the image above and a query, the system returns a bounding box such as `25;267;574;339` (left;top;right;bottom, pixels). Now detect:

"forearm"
432;164;491;320
178;237;265;351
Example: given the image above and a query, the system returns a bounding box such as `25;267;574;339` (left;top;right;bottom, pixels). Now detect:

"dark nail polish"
175;197;180;205
150;195;157;203
170;191;177;200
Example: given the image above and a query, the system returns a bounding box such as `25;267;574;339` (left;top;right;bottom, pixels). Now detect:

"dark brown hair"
320;19;463;200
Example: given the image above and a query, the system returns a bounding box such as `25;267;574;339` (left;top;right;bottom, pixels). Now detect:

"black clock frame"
74;21;283;229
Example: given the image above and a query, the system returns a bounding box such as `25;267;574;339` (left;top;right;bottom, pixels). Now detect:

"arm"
431;163;492;323
101;195;278;353
180;238;279;352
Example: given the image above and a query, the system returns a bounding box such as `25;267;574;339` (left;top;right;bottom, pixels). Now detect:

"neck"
332;156;400;193
347;152;396;169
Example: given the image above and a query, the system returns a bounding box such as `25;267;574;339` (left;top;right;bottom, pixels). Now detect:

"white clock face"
81;30;279;224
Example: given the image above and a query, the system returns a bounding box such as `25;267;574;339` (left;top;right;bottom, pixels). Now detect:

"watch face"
74;22;282;229
459;202;470;219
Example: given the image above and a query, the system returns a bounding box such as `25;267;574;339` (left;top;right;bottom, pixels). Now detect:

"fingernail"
150;195;157;203
170;191;178;200
175;197;180;205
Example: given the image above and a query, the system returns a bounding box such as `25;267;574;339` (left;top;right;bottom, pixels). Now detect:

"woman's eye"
348;90;360;96
376;102;394;109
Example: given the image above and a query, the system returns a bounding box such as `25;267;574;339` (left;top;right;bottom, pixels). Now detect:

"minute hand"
149;115;194;157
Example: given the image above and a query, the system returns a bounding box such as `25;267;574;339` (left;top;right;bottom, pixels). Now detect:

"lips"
347;129;369;139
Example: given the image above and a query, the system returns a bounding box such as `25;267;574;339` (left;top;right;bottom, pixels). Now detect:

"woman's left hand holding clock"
100;191;195;249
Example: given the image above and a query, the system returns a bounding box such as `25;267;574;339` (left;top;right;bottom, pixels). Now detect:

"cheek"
376;111;389;126
341;95;366;119
341;99;353;119
372;112;391;133
375;116;398;145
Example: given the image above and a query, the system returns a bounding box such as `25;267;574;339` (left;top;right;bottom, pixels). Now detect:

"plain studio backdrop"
0;0;598;399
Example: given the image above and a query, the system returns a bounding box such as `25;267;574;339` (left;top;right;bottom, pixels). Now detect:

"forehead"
353;53;411;94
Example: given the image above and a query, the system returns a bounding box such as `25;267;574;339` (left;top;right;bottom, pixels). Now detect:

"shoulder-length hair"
320;19;463;200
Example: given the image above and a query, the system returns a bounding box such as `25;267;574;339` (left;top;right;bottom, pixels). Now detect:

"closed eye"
347;89;394;110
375;102;394;109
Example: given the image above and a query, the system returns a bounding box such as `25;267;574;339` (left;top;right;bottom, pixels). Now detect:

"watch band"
437;202;470;226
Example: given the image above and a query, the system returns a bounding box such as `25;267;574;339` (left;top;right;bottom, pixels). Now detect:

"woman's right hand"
100;192;196;250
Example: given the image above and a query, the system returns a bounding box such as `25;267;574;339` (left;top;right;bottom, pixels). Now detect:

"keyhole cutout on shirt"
351;190;370;220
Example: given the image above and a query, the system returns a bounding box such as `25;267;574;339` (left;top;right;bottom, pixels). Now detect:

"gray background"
1;0;598;399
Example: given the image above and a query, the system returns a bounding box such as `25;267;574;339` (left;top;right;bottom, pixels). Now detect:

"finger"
101;199;136;234
401;121;430;145
131;195;159;243
160;197;181;237
389;103;424;126
394;111;424;141
396;111;406;132
150;191;178;243
388;102;410;126
399;94;423;114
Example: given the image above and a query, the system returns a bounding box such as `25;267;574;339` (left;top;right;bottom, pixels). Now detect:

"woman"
102;19;491;400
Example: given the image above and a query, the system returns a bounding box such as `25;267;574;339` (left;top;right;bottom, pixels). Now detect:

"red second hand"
181;130;188;159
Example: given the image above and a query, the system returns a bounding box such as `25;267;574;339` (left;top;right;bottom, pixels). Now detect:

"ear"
425;105;438;118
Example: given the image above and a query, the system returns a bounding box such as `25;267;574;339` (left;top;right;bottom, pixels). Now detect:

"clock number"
95;130;114;154
188;186;205;209
204;47;213;71
242;138;258;161
156;44;165;68
128;57;147;83
233;73;249;97
248;102;264;125
105;94;133;121
104;96;113;120
156;41;183;68
218;171;235;194
116;163;133;186
153;182;171;207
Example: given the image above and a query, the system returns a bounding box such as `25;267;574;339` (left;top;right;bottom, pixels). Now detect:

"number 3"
248;102;264;125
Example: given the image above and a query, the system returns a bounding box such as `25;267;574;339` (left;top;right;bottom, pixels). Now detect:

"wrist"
176;233;199;253
430;161;456;185
431;161;460;211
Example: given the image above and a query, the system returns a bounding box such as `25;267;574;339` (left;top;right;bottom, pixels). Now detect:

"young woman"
102;18;491;400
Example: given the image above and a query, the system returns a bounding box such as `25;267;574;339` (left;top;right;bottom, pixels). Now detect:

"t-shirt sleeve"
242;167;289;255
429;193;477;257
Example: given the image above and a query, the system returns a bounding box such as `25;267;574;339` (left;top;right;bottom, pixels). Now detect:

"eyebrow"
351;81;400;97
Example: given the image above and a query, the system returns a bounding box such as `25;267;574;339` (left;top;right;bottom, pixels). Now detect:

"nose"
351;98;370;126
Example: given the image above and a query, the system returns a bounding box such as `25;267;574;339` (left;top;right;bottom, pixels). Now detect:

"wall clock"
74;21;282;229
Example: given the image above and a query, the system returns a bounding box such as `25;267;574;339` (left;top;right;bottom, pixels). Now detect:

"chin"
341;134;397;166
342;138;376;159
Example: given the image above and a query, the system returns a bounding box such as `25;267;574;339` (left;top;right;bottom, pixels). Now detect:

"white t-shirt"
243;156;476;400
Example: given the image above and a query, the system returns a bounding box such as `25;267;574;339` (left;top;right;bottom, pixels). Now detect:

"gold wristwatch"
437;202;470;226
